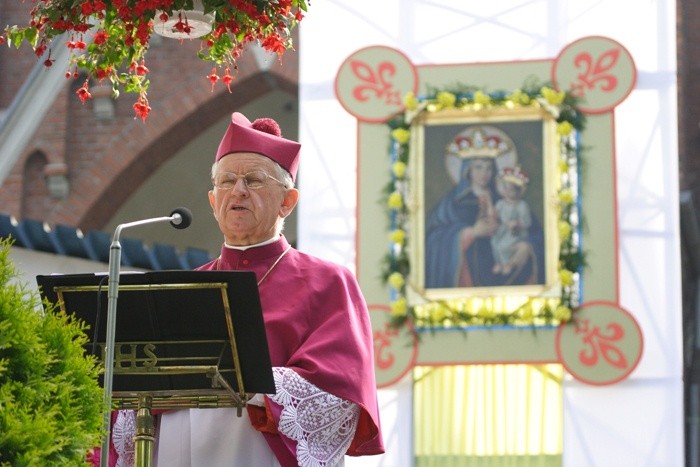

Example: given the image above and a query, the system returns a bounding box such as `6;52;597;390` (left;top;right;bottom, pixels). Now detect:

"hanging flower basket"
3;1;308;121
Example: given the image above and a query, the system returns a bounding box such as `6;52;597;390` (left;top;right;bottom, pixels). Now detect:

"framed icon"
410;108;561;300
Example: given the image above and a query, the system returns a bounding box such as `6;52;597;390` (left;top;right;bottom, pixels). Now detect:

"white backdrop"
298;1;682;466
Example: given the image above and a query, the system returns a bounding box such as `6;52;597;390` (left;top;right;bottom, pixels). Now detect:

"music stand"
36;270;275;467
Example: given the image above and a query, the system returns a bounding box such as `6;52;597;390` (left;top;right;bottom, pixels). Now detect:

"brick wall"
0;3;40;107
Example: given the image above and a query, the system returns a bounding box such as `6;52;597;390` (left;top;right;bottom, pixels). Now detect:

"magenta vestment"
197;235;384;464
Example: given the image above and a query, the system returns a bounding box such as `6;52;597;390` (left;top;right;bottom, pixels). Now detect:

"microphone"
113;207;192;238
170;207;192;229
99;206;192;467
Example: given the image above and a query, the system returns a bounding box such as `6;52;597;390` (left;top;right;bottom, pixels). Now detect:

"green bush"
0;239;103;466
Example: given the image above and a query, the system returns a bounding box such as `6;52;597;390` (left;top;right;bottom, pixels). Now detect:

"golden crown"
446;128;512;159
499;166;529;187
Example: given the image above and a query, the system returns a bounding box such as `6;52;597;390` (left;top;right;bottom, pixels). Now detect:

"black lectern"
36;270;275;466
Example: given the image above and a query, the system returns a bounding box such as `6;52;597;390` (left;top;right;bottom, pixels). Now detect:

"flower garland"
3;1;308;121
382;81;586;332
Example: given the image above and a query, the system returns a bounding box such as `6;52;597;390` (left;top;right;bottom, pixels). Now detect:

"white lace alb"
112;409;136;467
109;369;360;467
270;367;360;467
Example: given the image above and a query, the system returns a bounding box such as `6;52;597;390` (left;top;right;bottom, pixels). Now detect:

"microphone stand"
100;213;188;467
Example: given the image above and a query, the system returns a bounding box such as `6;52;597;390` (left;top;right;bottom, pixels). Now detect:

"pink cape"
198;236;384;463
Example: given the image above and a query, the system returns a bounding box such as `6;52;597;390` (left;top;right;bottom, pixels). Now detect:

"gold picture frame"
409;107;561;301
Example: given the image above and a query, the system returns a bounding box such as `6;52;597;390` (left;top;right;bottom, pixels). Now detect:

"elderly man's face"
209;152;298;246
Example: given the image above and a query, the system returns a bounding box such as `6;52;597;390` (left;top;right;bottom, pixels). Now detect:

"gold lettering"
143;343;157;368
115;344;138;369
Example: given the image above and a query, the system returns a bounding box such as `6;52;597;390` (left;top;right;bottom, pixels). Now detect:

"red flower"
93;30;108;45
43;50;55;67
135;21;152;45
261;35;286;55
81;0;106;16
117;5;131;20
76;81;92;104
207;67;220;92
133;95;151;122
34;42;47;58
95;66;112;80
67;35;87;50
173;13;192;35
135;60;149;76
222;68;234;93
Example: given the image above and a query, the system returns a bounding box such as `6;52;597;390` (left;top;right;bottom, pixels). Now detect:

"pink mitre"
215;112;301;182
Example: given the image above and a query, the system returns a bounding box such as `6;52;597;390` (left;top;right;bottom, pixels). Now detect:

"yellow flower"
431;305;447;323
557;121;574;136
520;303;535;323
414;304;429;320
436;91;457;108
389;229;406;245
390;297;408;318
540;86;565;105
508;88;531;105
558;220;572;240
474;90;491;106
391;128;411;145
559;189;574;205
558;159;570;174
554;305;572;322
387;191;404;209
559;269;574;286
388;272;405;290
404;92;419;111
392;161;407;178
477;305;495;320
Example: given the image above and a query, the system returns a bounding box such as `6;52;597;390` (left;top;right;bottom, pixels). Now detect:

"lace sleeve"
112;409;136;467
269;367;360;467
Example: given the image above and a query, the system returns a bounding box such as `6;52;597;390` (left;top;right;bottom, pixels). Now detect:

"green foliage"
0;239;103;466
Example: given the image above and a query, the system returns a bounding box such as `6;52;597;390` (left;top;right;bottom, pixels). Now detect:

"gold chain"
255;245;292;286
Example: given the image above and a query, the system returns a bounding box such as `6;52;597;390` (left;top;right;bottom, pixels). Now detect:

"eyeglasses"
212;170;286;190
